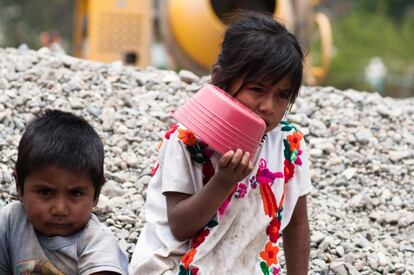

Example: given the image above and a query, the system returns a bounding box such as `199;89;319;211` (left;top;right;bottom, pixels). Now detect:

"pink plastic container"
173;84;266;159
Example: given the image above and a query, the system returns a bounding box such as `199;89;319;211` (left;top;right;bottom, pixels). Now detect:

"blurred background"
0;0;413;98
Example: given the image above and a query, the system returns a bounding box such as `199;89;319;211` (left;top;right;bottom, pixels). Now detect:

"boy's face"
229;76;292;133
17;165;98;237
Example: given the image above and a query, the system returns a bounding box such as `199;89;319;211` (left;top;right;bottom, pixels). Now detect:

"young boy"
0;109;128;274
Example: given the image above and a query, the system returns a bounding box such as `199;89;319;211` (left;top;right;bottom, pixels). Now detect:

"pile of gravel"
0;47;413;274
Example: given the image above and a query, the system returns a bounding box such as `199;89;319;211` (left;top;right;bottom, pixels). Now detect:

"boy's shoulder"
76;213;129;274
0;201;25;226
78;213;118;247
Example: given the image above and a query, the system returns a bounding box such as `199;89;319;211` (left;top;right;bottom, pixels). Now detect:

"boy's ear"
12;170;23;200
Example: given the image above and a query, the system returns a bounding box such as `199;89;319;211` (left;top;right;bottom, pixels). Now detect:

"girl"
130;12;311;275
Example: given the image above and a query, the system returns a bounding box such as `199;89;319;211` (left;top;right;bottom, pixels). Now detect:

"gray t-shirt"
0;201;128;275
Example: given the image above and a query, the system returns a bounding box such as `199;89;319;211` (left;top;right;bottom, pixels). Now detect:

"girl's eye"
279;93;290;100
250;87;265;94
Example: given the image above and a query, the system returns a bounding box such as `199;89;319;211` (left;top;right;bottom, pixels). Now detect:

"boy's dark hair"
15;109;105;199
212;11;304;110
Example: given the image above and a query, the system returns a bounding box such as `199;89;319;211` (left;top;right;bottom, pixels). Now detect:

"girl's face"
228;76;293;133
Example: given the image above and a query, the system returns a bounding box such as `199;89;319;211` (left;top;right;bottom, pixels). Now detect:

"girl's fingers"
228;149;243;170
219;150;234;168
244;160;254;174
238;151;250;170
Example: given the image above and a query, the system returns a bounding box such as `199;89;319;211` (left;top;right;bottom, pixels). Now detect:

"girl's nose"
258;96;275;115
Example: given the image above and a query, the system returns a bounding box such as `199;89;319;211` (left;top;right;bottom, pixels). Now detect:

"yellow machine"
73;0;153;66
73;0;331;84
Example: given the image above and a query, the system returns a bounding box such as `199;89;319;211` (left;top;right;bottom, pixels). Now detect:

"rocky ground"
0;47;413;274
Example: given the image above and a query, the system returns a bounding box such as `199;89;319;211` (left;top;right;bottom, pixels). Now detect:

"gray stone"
178;69;200;84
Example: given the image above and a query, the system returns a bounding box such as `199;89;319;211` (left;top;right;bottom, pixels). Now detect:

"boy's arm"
166;149;253;241
0;208;11;274
283;195;310;275
78;220;128;275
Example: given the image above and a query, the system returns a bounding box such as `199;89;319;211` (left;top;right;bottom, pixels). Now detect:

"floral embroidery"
175;121;305;275
178;128;197;146
165;124;179;139
179;265;199;275
250;176;257;189
151;124;180;177
191;229;210;248
180;219;218;273
287;131;302;152
176;126;217;273
181;248;197;269
259;121;304;275
266;218;281;243
256;159;280;217
179;136;212;165
218;186;237;218
256;167;283;185
260;241;280;266
283;159;295;184
151;162;160;176
259;180;278;218
235;183;248;198
202;159;215;185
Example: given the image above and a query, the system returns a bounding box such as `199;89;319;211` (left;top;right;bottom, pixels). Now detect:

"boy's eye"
70;190;84;197
37;189;53;197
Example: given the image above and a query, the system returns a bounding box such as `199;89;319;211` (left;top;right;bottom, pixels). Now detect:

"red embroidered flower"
266;218;281;242
260;242;280;266
218;186;237;218
284;160;295;183
181;248;197;269
151;162;160;176
178;128;197;146
191;229;210;248
190;267;199;275
259;182;277;218
287;131;303;152
165;124;179;139
202;160;215;185
235;183;248;198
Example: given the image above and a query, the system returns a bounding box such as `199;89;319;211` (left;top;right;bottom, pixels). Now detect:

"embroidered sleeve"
281;121;312;196
160;126;198;195
296;138;312;196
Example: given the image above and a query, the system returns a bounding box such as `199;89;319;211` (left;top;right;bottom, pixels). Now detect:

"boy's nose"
51;197;69;216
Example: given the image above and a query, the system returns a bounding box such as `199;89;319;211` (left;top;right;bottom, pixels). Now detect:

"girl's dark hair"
212;11;304;109
15;109;105;199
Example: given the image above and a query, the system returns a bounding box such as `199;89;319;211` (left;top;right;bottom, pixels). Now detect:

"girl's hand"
215;149;254;185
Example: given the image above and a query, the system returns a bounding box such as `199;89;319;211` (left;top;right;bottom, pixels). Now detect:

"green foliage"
0;0;73;49
324;7;414;94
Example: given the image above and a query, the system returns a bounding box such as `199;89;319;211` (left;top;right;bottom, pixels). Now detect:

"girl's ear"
93;196;99;207
211;65;222;85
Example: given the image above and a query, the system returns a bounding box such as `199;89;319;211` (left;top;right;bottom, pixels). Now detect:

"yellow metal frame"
167;0;294;70
73;0;152;67
305;12;332;84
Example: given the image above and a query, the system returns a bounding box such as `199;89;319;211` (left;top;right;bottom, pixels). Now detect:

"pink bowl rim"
187;97;261;144
175;107;259;153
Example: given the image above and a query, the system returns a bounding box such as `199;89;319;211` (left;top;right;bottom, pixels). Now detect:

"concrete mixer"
73;0;331;84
